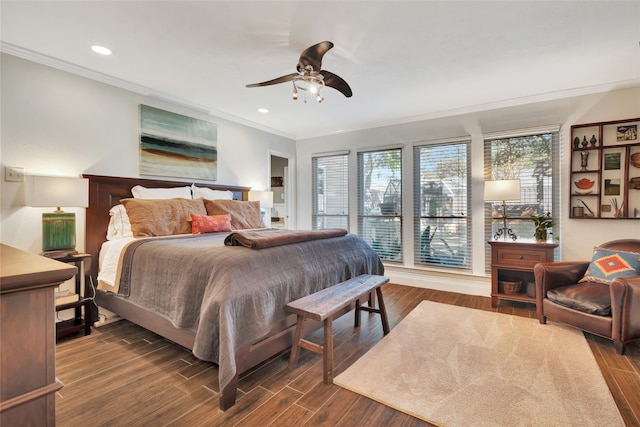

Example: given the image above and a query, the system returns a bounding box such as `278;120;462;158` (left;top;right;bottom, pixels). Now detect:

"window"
312;153;349;230
414;141;471;269
358;148;402;262
484;129;560;267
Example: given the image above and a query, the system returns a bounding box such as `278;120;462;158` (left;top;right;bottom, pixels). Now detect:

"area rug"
334;300;623;426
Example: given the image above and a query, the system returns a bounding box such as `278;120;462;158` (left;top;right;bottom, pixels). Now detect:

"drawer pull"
520;255;524;259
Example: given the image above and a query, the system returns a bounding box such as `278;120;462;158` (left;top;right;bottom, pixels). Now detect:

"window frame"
311;152;349;230
357;147;403;262
413;140;472;270
483;128;561;270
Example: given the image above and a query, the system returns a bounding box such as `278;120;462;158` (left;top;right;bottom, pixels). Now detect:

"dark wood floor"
56;283;640;426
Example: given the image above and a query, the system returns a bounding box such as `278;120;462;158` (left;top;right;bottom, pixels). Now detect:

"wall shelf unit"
569;117;640;219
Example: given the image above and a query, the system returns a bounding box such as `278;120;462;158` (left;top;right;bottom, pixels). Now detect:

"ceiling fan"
246;41;352;103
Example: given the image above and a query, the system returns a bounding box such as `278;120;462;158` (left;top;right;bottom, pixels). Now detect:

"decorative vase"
573;137;580;149
534;228;547;241
580;150;589;171
581;136;588;148
590;135;597;147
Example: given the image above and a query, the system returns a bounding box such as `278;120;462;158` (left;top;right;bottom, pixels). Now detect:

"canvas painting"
139;105;217;180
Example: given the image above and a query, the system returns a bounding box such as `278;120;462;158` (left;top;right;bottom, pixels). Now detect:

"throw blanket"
224;228;347;249
112;232;383;401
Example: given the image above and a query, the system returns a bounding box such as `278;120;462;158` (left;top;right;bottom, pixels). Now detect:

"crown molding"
0;42;295;140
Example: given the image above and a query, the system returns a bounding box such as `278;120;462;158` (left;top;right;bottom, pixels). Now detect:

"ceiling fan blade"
297;41;334;73
246;73;298;88
321;71;353;98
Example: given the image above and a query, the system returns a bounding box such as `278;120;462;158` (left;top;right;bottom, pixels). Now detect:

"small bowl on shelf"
631;153;640;168
575;178;595;190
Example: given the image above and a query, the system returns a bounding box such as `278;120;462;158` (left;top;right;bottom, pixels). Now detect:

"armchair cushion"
578;247;640;284
547;282;611;316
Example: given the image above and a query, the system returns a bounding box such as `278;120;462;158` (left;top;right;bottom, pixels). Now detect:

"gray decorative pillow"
203;199;265;230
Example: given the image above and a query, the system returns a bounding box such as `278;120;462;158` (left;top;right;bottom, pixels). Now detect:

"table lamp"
248;190;274;221
484;179;520;241
30;176;89;257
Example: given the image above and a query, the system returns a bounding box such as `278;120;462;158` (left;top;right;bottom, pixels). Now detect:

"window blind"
312;154;349;230
413;140;471;269
484;130;560;271
357;148;403;262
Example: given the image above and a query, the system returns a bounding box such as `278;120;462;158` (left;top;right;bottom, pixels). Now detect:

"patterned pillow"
579;247;640;284
190;213;232;234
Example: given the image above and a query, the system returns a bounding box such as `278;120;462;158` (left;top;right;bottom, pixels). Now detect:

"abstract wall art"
139;105;217;180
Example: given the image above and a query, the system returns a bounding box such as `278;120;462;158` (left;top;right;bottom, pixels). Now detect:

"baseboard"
384;265;491;296
94;315;122;327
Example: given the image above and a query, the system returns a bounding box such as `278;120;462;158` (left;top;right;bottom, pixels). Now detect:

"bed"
83;174;384;411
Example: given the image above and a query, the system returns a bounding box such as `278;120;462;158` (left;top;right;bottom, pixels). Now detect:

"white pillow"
191;184;233;200
131;185;192;199
106;204;133;240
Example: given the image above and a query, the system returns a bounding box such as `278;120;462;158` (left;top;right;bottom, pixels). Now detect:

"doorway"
270;154;290;229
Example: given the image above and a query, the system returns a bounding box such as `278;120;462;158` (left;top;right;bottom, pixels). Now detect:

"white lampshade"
30;176;89;208
484;180;521;202
248;190;274;209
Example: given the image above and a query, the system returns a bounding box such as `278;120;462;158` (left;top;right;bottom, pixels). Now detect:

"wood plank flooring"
56;284;640;426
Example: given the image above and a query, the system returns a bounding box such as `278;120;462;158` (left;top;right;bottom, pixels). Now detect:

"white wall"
0;53;295;253
296;86;640;295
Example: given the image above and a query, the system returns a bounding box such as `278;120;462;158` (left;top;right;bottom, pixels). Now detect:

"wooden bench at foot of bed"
286;274;390;384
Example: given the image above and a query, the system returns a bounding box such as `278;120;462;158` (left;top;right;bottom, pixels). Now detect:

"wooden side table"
50;253;92;338
488;239;558;308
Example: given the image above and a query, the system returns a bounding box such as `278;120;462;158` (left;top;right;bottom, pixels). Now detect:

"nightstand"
50;253;92;338
488;239;558;308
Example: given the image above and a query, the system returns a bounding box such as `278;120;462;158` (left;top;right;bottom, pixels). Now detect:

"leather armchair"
534;239;640;354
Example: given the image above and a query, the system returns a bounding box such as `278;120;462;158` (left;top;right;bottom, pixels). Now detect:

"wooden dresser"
0;244;76;426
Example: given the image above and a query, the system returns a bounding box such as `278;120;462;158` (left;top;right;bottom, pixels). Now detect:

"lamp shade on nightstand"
30;176;89;255
248;190;274;209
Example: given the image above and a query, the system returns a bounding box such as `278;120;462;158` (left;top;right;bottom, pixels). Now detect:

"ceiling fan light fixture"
246;41;352;101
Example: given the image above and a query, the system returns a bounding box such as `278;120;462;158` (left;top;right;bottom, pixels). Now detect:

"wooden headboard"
82;174;250;282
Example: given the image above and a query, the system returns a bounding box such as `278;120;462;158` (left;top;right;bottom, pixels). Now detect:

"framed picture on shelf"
604;152;621;170
604;179;621;196
617;124;637;141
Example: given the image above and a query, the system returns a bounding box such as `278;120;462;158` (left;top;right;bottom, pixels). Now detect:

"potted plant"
530;212;554;241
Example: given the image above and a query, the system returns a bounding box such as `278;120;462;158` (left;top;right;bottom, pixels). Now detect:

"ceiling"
1;1;639;140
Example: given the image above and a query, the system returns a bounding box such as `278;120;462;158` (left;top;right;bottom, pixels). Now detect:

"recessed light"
91;45;112;55
258;108;269;114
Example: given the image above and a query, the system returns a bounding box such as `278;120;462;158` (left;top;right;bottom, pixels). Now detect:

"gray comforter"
116;231;383;396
